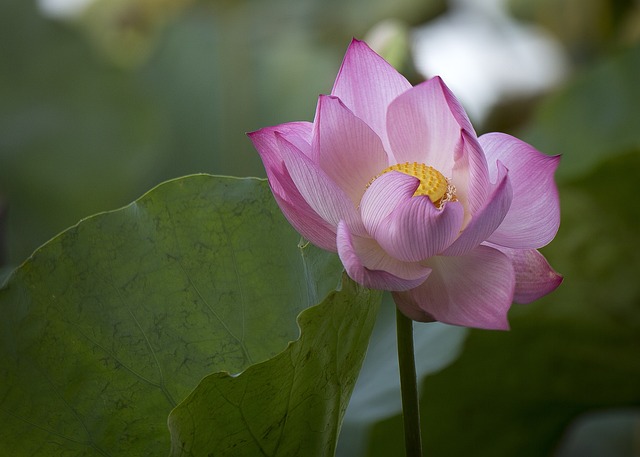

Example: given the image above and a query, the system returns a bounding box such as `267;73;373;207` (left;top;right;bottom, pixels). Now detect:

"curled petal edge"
443;161;512;257
248;128;338;251
336;221;430;291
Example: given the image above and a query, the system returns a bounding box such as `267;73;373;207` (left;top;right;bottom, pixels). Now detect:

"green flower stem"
396;307;423;456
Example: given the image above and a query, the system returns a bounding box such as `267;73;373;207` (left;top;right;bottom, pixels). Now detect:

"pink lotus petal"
480;133;561;249
331;39;412;155
360;171;419;236
270;187;338;252
276;134;367;237
393;245;515;330
443;161;512;256
248;122;313;163
451;129;491;224
248;127;338;251
312;95;389;206
248;121;312;169
387;77;471;174
488;244;563;303
391;294;437;322
352;234;435;283
337;221;431;291
374;197;464;262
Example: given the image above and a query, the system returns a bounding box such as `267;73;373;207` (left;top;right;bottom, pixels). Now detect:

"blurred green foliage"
508;0;640;64
0;0;445;267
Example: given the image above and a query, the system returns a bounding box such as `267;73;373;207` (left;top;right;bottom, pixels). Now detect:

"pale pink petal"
276;134;367;236
270;188;337;252
443;162;512;256
337;221;431;291
331;39;412;154
393;245;515;330
360;171;420;236
480;133;561;249
248;127;337;251
373;197;464;262
487;244;563;303
387;76;472;174
352;234;434;283
451;130;491;225
311;95;389;206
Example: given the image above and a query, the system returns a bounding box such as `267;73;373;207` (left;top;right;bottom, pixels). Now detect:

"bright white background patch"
37;0;95;18
413;0;567;123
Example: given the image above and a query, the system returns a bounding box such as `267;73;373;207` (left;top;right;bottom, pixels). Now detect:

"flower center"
379;162;456;208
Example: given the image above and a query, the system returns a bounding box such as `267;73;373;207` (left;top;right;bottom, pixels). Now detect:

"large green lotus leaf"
365;151;640;456
523;42;640;180
168;275;381;456
0;175;343;455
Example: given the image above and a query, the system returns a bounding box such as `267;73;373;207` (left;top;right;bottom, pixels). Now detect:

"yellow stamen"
377;161;456;208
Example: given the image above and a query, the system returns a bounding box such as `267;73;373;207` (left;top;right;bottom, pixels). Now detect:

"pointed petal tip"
347;37;370;50
514;266;563;304
491;246;563;304
246;127;269;142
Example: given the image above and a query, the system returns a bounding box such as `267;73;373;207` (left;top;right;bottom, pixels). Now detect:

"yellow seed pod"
380;162;450;204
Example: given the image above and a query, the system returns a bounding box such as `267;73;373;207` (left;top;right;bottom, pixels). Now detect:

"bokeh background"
1;0;639;455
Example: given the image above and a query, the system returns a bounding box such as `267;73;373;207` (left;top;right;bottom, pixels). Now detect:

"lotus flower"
248;39;562;330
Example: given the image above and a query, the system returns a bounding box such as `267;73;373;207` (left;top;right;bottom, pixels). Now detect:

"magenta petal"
271;190;338;252
489;244;563;303
391;292;437;322
312;95;389;205
451;130;491;223
331;39;412;153
480;133;561;249
249;127;337;251
337;221;431;291
354;234;435;284
276;134;366;236
443;161;512;256
248;121;313;163
393;245;515;330
374;197;464;262
248;123;313;185
387;76;472;174
360;171;419;236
